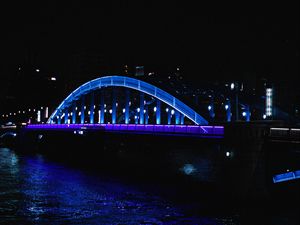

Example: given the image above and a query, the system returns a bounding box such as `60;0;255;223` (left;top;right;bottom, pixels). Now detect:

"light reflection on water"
0;148;237;224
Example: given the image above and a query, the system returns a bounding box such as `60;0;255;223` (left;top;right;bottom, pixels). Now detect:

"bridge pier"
181;115;185;125
100;91;104;124
64;108;68;124
226;99;231;122
145;105;148;124
156;100;161;125
72;103;76;124
90;92;95;124
167;108;171;125
112;90;117;124
139;93;144;124
125;89;130;124
175;110;180;125
80;96;85;124
246;105;250;122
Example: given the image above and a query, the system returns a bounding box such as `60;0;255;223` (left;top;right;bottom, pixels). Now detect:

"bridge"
24;75;223;138
48;76;209;126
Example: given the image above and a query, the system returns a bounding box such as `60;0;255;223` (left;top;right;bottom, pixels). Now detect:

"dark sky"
0;1;299;84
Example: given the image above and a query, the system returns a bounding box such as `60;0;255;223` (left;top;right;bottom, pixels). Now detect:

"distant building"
135;66;144;76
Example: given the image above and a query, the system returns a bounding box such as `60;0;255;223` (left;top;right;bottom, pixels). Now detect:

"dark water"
0;147;299;225
0;147;239;225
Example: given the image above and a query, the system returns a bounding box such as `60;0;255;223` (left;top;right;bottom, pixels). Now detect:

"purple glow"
25;124;224;137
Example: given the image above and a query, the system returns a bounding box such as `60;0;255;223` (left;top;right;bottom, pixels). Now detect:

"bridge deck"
25;124;224;138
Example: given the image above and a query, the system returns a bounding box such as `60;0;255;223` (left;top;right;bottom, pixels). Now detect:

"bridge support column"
175;110;180;125
226;99;231;122
100;91;104;124
167;109;171;125
80;96;85;124
209;97;215;120
246;105;250;122
125;89;130;124
64;108;68;124
144;105;148;124
156;100;161;125
112;90;116;124
72;103;76;124
90;92;94;124
139;93;144;124
180;115;185;125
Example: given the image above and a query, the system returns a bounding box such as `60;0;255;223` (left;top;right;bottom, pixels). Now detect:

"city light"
36;69;40;72
153;107;157;112
50;77;56;81
208;105;212;111
122;108;125;113
171;109;175;115
242;112;246;117
166;108;169;112
225;105;229;110
230;83;235;90
266;88;273;117
137;108;140;112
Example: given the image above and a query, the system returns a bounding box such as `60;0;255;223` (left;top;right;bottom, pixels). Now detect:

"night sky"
0;1;299;85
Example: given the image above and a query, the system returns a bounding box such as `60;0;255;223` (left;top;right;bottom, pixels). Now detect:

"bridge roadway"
25;124;224;138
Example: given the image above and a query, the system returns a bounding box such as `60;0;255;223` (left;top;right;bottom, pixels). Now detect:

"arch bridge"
48;76;208;126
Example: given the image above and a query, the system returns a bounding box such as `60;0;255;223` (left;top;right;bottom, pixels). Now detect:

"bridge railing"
26;124;224;137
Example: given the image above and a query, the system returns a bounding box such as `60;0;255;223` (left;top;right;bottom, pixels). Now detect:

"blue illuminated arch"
48;76;208;125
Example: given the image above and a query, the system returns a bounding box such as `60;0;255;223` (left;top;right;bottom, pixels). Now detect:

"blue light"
47;76;208;125
181;164;196;175
273;170;300;183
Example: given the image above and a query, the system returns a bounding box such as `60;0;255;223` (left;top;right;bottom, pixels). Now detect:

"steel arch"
48;76;208;125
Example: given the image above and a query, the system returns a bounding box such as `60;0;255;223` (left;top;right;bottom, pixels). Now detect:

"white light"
171;109;175;115
122;108;125;113
225;105;229;110
50;77;56;81
116;102;118;107
263;114;266;119
29;109;31;112
104;104;106;108
143;109;146;114
37;110;41;122
84;106;86;110
88;111;90;115
270;128;289;131
129;102;131;106
134;115;137;119
242;112;246;117
230;83;235;90
109;109;112;114
166;108;169;112
154;107;157;112
226;151;230;157
137;108;140;112
266;88;273;117
36;69;40;72
104;109;107;113
208;105;212;111
79;112;81;116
